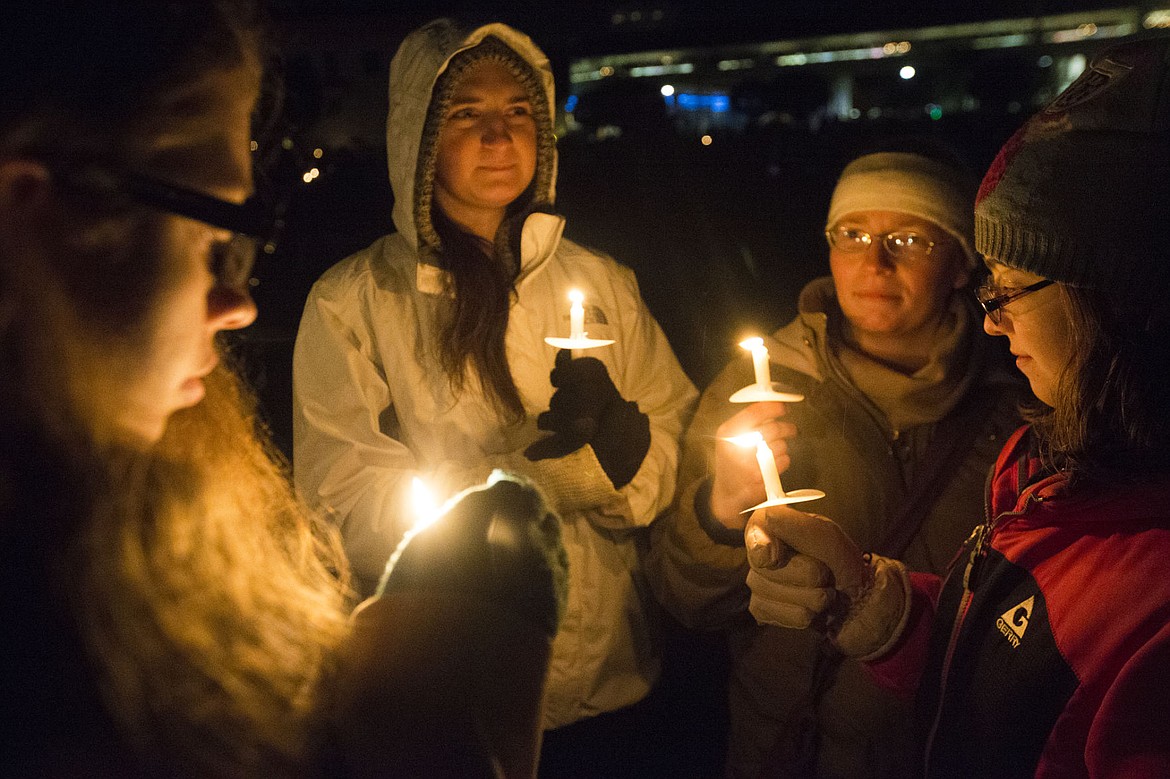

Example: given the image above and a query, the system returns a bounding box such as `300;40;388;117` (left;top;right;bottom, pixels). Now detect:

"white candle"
754;437;784;501
740;336;772;390
728;431;785;501
569;289;585;340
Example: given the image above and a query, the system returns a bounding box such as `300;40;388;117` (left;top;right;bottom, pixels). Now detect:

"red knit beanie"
975;36;1170;289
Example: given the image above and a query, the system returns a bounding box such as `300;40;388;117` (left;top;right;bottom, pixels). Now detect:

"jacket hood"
386;19;558;249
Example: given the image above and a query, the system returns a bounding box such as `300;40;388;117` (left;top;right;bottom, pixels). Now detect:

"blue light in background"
565;94;579;112
671;92;730;112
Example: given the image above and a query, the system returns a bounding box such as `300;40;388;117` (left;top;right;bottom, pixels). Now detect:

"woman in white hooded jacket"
292;17;697;741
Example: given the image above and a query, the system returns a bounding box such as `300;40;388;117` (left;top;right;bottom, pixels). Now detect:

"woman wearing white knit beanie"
647;139;1027;779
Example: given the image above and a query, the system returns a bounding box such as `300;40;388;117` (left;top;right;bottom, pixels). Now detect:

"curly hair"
0;1;352;774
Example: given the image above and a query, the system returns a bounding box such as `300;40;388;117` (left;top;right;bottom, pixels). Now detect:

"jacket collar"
414;211;565;295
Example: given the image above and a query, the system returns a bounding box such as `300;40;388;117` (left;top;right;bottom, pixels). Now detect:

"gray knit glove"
378;472;569;638
744;506;911;661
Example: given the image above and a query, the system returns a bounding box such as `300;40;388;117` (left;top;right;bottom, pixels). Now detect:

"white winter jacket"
292;20;697;729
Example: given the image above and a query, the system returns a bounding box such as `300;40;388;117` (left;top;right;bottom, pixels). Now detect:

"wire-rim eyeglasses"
825;226;937;260
975;279;1055;324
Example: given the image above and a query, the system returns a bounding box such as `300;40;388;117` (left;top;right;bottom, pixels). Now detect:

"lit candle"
729;431;784;501
740;337;772;390
569;289;585;340
408;476;440;534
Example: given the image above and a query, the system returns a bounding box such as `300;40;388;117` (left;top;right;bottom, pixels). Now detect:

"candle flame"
739;336;764;351
409;476;440;533
726;431;764;448
569;289;584;304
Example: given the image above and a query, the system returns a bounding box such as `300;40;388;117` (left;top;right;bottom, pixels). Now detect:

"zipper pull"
961;523;989;592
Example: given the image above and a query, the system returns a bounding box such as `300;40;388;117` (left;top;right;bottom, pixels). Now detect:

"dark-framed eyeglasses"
975;279;1055;324
124;172;278;291
53;166;282;291
825;225;937;260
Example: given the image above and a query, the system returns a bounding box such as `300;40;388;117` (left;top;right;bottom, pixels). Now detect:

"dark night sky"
270;0;1136;58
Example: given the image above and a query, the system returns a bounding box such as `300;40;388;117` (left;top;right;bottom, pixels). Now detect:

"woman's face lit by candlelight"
829;210;970;345
76;66;261;443
981;259;1073;407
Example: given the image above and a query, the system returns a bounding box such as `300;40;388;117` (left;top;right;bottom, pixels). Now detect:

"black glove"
377;473;568;638
525;350;650;490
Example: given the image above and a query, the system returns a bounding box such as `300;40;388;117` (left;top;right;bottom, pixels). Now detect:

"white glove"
744;506;912;661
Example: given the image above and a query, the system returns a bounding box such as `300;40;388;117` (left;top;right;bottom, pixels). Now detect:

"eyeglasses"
975;279;1055;324
124;173;275;290
53;166;284;290
825;226;936;260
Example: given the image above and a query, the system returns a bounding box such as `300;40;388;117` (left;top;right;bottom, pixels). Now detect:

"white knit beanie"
975;36;1170;289
826;151;979;270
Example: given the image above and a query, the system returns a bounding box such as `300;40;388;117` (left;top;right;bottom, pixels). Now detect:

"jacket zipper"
921;487;1038;775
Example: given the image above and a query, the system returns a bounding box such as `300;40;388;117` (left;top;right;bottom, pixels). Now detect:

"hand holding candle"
725;430;824;511
378;472;569;637
727;431;785;501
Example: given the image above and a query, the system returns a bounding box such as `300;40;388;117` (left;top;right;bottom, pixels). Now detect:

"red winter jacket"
869;425;1170;778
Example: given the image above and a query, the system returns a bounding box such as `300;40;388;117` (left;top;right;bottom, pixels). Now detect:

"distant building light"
302;167;320;184
629;63;694;77
777;45;906;68
569;69;606;84
281;137;294;150
600;66;615;77
1050;25;1095;43
660;84;675;96
717;58;756;71
249;140;259;152
900;65;916;79
565;94;579;112
612;13;625;24
971;33;1033;49
927;103;943;120
312;147;324;159
867;107;882;119
849;108;862;120
630;10;642;21
1038;54;1054;67
676;92;730;112
700;134;713;146
1145;9;1170;28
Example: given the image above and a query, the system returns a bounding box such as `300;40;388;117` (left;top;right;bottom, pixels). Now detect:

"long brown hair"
1027;281;1170;484
0;1;351;773
75;362;350;776
432;203;528;422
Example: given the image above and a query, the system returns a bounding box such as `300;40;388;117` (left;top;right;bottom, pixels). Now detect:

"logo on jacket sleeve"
996;596;1034;648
